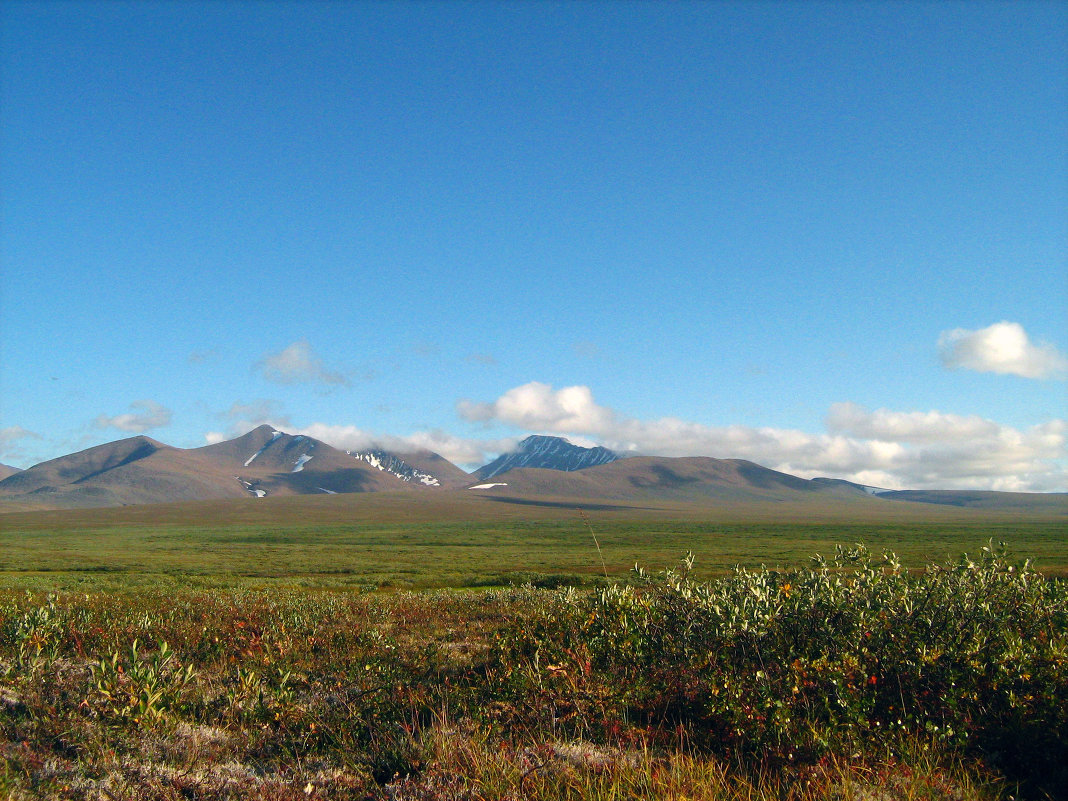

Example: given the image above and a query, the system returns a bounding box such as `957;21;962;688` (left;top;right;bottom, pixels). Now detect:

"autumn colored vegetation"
1;543;1065;799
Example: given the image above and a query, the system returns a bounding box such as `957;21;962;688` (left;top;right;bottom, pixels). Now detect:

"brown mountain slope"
0;436;251;509
194;426;435;496
463;456;1065;515
0;429;376;509
0;464;22;481
0;426;464;510
196;426;377;476
194;426;468;486
466;455;875;504
0;436;172;496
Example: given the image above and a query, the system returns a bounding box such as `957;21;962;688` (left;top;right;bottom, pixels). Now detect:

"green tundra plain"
3;492;1067;589
2;495;1066;800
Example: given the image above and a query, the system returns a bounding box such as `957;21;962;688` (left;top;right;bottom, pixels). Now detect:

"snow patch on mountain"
244;430;282;466
236;477;267;498
292;454;313;472
350;450;441;486
468;482;508;490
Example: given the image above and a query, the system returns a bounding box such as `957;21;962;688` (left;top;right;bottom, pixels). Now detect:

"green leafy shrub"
91;639;197;724
491;543;1068;797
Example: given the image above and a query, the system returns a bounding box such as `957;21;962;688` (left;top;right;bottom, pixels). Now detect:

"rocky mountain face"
474;435;620;481
350;449;442;486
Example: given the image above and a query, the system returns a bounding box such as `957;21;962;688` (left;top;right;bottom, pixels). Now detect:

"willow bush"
491;543;1068;796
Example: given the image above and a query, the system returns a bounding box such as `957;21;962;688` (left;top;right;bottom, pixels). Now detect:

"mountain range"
0;426;1064;514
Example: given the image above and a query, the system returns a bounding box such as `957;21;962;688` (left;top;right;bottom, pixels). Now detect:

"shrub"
490;543;1068;797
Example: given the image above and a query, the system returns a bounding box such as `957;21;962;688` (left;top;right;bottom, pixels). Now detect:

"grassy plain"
2;542;1065;800
2;491;1066;589
2;494;1067;799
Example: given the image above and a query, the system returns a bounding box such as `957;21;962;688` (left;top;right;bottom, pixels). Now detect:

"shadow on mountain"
482;495;652;512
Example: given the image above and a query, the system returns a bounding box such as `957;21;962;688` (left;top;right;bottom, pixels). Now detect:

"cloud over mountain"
938;322;1068;379
294;422;516;468
458;383;1067;491
458;382;615;433
95;400;172;433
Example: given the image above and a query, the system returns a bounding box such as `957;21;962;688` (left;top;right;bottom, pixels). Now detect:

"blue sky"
2;0;1066;490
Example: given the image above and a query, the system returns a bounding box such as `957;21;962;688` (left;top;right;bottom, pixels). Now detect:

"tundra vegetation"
1;542;1065;800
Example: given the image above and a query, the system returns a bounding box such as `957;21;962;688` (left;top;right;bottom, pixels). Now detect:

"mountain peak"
475;434;620;481
518;434;575;448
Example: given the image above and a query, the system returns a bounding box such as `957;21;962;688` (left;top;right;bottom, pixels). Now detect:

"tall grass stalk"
579;509;610;581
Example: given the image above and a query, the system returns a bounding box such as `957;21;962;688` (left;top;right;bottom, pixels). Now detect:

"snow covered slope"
350;450;441;486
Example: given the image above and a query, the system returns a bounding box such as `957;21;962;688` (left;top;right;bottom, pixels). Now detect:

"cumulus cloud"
198;382;1066;489
255;340;350;386
457;383;1067;491
95;400;172;433
826;402;1001;443
939;321;1068;379
458;382;616;433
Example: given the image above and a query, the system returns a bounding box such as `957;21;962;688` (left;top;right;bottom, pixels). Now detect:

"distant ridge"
0;464;22;481
475;435;620;481
0;425;463;510
466;454;874;504
1;428;1064;515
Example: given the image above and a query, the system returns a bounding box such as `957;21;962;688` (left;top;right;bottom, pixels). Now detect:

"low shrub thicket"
0;543;1064;799
492;543;1068;797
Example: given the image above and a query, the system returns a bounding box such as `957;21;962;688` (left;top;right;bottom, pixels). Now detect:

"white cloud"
457;383;1067;491
292;422;514;468
826;402;1000;443
197;383;1065;489
939;321;1068;379
255;340;350;386
292;423;376;452
0;426;39;448
95;400;172;433
458;382;616;433
0;426;41;464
